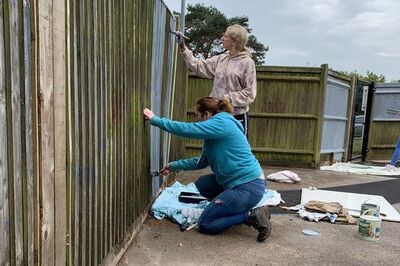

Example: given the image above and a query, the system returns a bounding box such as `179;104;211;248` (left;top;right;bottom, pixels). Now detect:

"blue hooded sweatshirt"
150;112;262;189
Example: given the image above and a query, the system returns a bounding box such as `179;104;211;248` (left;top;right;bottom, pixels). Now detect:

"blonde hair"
226;24;248;51
195;97;233;115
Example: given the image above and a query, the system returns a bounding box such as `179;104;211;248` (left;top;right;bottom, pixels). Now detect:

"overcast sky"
163;0;400;81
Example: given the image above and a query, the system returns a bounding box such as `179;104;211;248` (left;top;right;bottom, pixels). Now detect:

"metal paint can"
361;202;380;218
357;210;381;241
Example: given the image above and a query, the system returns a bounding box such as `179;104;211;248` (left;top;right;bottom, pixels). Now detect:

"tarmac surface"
119;166;400;266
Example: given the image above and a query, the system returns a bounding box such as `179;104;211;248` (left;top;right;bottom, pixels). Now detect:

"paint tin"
361;203;380;217
357;210;381;241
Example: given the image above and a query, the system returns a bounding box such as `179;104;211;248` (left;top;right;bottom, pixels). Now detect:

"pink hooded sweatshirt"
181;48;257;115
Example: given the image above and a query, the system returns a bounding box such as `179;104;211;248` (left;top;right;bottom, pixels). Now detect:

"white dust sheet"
320;162;400;176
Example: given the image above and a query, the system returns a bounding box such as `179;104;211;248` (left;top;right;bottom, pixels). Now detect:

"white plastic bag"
267;170;301;183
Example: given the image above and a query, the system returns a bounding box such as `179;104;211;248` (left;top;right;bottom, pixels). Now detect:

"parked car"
354;115;364;137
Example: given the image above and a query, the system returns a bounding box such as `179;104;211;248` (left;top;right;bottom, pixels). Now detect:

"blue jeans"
195;174;265;234
390;138;400;166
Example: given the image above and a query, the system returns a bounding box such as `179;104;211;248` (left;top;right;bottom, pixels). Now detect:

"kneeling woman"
143;97;271;242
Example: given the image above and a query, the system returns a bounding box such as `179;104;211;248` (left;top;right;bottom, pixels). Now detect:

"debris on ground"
300;188;400;222
281;200;357;224
320;162;400;176
267;170;301;183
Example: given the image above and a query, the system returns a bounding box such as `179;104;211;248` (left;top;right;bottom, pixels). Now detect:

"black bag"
178;192;207;204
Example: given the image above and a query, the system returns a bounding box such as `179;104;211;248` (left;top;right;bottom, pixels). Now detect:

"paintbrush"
170;29;190;40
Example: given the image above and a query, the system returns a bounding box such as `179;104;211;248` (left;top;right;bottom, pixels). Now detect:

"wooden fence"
1;1;36;265
366;83;400;162
1;0;180;265
185;65;355;167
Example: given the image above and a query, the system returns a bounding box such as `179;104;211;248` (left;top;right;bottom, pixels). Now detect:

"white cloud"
374;52;400;58
272;47;310;58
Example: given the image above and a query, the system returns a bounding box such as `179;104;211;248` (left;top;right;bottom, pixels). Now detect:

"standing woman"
176;24;257;137
143;97;272;242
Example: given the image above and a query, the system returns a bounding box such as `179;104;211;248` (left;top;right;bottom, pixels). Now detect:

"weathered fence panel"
65;0;159;264
366;83;400;161
0;0;36;264
1;0;180;265
185;65;329;167
183;64;361;167
320;70;355;163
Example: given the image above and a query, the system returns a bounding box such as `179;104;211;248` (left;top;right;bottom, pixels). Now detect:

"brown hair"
195;97;233;115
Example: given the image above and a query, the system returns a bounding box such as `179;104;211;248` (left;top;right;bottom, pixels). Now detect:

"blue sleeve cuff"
150;115;161;126
169;161;179;171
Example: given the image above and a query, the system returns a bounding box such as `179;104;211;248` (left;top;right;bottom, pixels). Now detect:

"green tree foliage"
184;4;268;65
338;70;385;82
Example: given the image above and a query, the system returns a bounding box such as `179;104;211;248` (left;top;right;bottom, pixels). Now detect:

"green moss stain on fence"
65;0;156;264
2;0;179;264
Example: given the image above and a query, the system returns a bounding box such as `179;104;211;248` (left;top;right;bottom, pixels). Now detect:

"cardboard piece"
301;188;400;222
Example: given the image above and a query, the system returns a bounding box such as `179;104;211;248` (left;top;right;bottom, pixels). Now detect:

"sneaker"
246;206;272;242
385;164;396;170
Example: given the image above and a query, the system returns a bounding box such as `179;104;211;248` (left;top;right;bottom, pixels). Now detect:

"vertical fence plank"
127;0;133;227
111;0;117;247
122;0;127;237
73;0;81;263
106;0;112;254
86;0;94;264
9;0;24;263
53;0;67;264
22;0;35;264
118;0;123;241
344;75;357;162
135;0;142;220
31;1;40;263
65;0;73;263
99;0;106;259
82;0;88;263
38;0;55;263
0;0;10;263
314;64;328;167
145;0;154;206
104;0;110;256
92;0;99;264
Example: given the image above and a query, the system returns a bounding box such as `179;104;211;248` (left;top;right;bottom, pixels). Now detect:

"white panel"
301;188;400;222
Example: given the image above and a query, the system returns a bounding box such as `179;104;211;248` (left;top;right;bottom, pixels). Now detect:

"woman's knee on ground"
197;216;216;234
